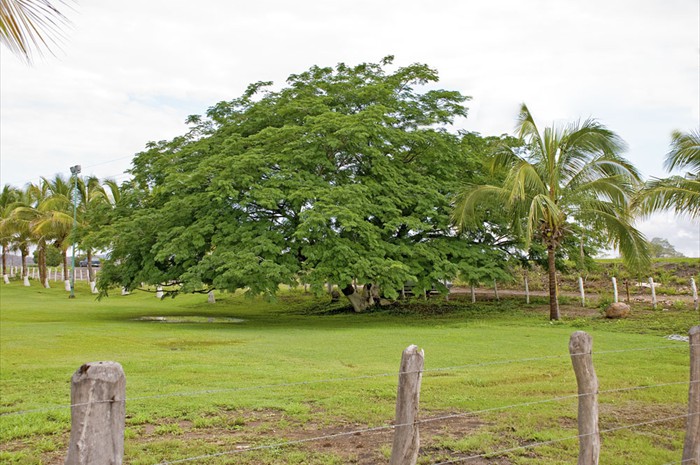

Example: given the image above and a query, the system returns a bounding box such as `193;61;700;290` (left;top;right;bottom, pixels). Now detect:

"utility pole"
69;165;81;299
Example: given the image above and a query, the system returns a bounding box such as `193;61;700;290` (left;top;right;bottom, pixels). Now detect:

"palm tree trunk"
37;242;49;288
2;245;8;283
547;246;560;320
21;246;29;286
62;248;70;291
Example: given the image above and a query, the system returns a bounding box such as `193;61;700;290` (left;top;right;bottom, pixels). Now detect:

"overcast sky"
1;0;698;256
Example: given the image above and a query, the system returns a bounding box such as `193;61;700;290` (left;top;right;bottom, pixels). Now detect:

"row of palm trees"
0;175;120;291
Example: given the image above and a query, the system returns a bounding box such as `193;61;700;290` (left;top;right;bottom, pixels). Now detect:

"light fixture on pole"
69;165;81;299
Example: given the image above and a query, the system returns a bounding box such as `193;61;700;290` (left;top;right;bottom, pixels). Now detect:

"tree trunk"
87;250;94;283
342;283;379;312
547;246;560;320
37;243;49;288
21;247;29;286
2;245;8;283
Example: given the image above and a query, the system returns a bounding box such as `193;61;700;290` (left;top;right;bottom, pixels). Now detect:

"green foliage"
98;58;509;300
649;237;684;258
32;244;62;267
635;129;700;219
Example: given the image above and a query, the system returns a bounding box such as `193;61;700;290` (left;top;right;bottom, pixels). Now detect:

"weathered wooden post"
683;325;700;464
611;277;618;303
569;331;600;465
65;361;126;465
691;278;698;312
578;277;585;307
524;276;530;304
390;345;424;465
649;277;657;309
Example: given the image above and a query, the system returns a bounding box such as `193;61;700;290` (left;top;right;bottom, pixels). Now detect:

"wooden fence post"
691;278;698;312
578;277;585;307
649;277;657;309
683;325;700;464
390;345;424;465
569;331;600;465
611;277;618;303
65;361;126;465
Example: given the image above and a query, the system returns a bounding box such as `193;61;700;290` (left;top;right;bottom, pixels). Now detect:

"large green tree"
635;129;700;219
454;104;650;320
99;58;494;311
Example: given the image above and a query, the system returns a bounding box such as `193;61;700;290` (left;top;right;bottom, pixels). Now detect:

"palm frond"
452;184;507;231
0;0;71;63
665;129;700;177
635;176;700;219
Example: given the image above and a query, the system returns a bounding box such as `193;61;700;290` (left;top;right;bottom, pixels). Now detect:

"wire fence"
1;338;696;464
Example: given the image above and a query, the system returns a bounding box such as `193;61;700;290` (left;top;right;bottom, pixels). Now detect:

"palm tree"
0;184;21;283
454;104;650;320
2;186;35;286
76;176;120;292
35;175;74;290
0;0;70;63
635;129;700;219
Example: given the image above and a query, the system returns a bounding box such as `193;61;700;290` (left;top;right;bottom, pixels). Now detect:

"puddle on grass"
134;316;246;324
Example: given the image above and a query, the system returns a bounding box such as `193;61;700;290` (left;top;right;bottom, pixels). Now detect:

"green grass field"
1;281;697;464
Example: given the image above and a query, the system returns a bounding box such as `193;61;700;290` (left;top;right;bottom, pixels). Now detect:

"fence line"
151;411;697;465
0;344;689;418
430;413;696;465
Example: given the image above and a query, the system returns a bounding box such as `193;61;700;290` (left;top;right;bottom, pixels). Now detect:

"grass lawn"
0;281;697;464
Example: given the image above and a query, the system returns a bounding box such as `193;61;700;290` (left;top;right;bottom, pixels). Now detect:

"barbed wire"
0;343;689;417
430;412;696;465
152;410;696;465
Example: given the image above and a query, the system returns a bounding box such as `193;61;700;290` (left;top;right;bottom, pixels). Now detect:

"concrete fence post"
208;290;216;304
649;277;657;309
390;345;424;465
611;277;618;303
578;277;585;307
65;361;126;465
156;286;163;299
524;276;530;304
691;278;698;312
683;326;700;464
569;331;600;465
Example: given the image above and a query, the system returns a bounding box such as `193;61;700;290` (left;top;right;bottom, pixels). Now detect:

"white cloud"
1;0;698;253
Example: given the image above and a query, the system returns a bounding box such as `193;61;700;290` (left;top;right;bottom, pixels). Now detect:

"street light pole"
69;165;81;299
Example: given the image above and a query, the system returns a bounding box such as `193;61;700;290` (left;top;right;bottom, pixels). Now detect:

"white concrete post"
649;277;657;309
208;290;215;304
65;361;126;465
578;277;585;307
611;277;618;303
691;278;698;312
156;286;164;299
525;276;530;304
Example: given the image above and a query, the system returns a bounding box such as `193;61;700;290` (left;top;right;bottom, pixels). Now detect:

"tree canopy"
98;57;502;310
